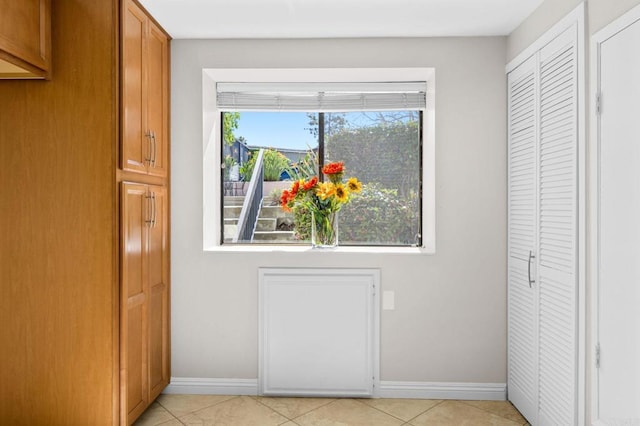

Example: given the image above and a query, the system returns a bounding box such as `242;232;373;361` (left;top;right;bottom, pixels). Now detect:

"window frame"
203;68;436;253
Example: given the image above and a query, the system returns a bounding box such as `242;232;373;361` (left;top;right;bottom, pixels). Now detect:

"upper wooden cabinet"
0;0;51;79
122;0;169;178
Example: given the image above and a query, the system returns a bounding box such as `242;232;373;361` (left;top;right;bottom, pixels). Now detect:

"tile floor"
134;394;529;426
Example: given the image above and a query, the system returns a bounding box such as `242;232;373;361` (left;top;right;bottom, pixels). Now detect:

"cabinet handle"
527;250;535;288
152;192;157;228
144;131;153;164
145;193;153;226
151;131;157;167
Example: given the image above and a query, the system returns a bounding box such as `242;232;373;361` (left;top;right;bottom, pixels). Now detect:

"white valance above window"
216;82;427;112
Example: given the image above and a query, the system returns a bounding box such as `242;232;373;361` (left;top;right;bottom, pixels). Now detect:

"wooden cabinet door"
0;0;51;78
147;185;170;399
122;0;169;177
121;183;170;423
146;23;169;178
122;1;148;175
121;183;150;425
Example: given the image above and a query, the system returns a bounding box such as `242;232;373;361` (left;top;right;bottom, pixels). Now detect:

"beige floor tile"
134;402;177;426
158;394;236;417
179;395;288;426
359;398;443;421
462;400;527;424
158;420;183;426
409;400;523;426
256;397;335;419
294;399;404;426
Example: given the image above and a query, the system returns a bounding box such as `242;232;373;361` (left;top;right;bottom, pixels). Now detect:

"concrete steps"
224;196;245;206
223;195;296;243
256;217;276;231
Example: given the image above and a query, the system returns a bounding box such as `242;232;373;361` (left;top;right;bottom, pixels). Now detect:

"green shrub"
339;183;419;245
290;182;419;245
284;150;318;181
325;120;420;198
238;158;253;182
292;204;312;241
263;149;290;181
239;149;290;182
222;155;237;181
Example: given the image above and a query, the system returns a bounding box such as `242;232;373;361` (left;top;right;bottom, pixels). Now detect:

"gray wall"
508;0;640;62
589;0;640;33
171;37;508;383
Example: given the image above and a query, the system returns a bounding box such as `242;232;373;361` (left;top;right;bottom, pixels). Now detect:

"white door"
596;13;640;422
536;27;578;426
507;54;539;424
508;19;581;425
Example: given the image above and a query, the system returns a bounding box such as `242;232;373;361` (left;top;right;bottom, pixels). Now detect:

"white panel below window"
259;268;380;397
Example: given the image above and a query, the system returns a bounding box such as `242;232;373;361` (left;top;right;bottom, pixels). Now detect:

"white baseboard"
164;377;258;395
378;381;506;401
164;377;506;401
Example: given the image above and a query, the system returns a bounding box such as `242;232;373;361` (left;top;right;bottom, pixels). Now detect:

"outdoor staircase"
223;195;296;243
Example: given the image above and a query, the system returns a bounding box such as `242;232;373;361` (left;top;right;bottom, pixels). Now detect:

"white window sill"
204;245;434;255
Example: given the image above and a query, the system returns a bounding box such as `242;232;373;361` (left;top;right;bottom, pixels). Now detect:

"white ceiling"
139;0;544;39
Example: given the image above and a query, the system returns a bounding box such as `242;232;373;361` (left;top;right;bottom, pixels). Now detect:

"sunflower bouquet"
280;161;362;247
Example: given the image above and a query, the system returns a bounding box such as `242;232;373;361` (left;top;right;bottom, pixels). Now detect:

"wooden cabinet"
121;2;171;424
122;0;169;177
0;0;170;423
146;186;170;401
0;0;51;79
121;183;170;425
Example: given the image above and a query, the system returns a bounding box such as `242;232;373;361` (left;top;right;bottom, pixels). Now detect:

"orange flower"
290;180;300;196
278;159;362;226
280;190;291;208
322;162;344;176
303;176;318;191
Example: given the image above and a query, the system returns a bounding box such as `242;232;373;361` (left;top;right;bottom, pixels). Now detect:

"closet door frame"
506;3;586;425
590;4;640;423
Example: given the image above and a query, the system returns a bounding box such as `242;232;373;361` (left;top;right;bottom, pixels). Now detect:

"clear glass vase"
311;211;338;248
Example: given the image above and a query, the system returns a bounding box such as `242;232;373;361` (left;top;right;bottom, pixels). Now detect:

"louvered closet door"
507;54;538;423
536;26;578;426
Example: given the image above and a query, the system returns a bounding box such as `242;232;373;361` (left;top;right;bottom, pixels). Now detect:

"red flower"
303;176;318;191
322;162;344;176
280;189;291;206
291;180;300;196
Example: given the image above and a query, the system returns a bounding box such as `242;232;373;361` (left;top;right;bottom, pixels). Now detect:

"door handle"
527;250;535;288
145;192;153;226
150;131;157;167
152;192;157;228
144;131;153;163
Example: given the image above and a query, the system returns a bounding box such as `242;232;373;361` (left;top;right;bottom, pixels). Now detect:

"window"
203;68;435;252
